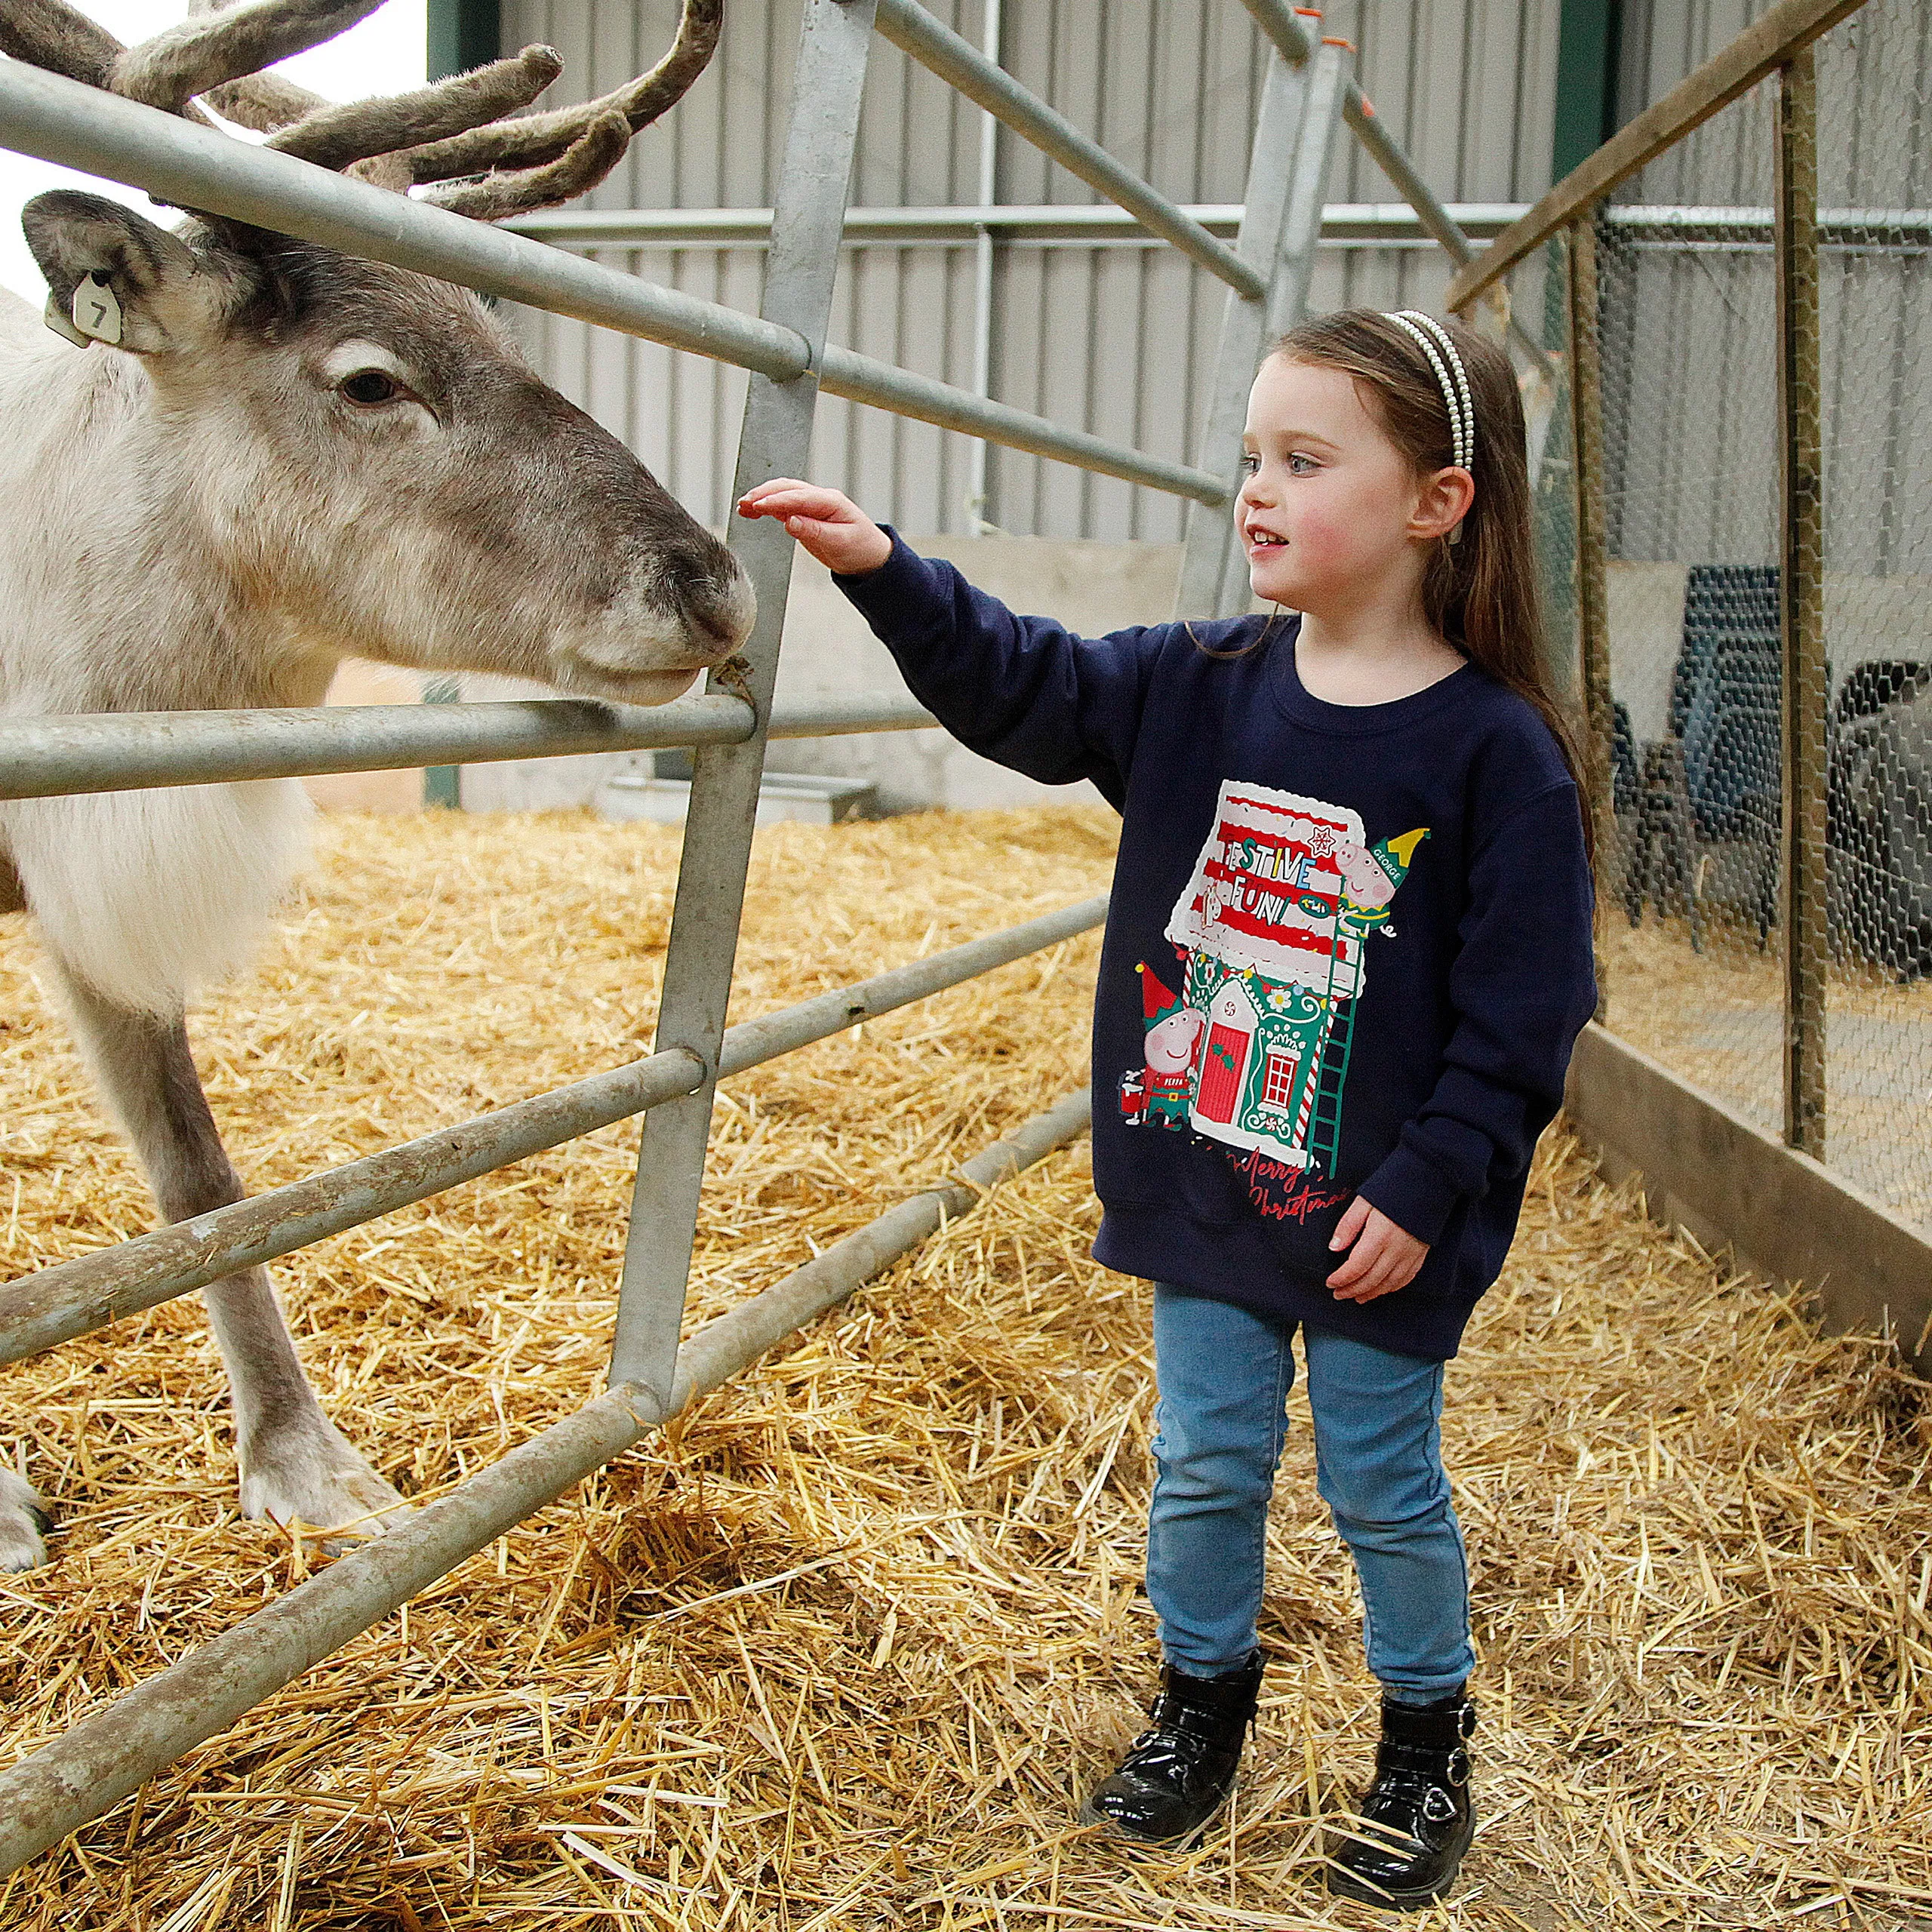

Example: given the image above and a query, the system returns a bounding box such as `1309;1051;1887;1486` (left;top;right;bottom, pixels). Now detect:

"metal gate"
0;0;1486;1869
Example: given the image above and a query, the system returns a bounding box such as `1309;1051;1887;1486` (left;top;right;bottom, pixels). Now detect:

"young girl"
739;310;1595;1912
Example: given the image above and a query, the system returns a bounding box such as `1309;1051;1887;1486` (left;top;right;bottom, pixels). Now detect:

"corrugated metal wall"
502;0;1565;540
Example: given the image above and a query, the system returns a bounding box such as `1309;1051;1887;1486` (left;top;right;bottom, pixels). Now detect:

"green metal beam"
426;0;501;82
1544;0;1619;352
1552;0;1620;185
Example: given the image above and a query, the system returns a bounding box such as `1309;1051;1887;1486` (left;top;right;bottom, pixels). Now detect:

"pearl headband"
1383;309;1475;473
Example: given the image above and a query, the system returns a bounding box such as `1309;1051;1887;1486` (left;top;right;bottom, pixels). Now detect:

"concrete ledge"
1563;1022;1932;1376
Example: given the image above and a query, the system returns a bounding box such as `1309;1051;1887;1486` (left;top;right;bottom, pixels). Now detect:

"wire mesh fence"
1593;72;1789;1154
1512;0;1932;1237
1813;0;1932;1230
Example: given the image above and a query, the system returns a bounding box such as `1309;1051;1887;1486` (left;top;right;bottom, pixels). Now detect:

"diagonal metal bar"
872;0;1263;298
0;1089;1091;1880
1238;0;1464;266
1444;0;1868;312
0;895;1106;1367
0;57;809;374
0;57;1222;506
1241;0;1557;377
817;346;1227;503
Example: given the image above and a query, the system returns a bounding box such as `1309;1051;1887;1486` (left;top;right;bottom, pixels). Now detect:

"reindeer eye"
339;370;404;406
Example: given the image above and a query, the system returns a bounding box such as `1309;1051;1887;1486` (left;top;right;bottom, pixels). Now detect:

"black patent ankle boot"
1079;1651;1263;1847
1326;1690;1477;1911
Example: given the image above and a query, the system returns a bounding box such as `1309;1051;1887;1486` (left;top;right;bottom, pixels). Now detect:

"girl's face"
1238;354;1449;614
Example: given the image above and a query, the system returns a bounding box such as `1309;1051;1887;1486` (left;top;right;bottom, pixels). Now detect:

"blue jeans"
1146;1284;1474;1701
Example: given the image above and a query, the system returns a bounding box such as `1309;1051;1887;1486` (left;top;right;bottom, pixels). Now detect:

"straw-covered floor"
1;806;1927;1931
1598;912;1932;1235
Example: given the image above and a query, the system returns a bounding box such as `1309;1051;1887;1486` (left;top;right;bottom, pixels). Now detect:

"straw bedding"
0;804;1927;1931
1598;912;1932;1233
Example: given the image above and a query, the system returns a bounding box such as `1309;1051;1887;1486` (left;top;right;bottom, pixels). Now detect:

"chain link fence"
1507;0;1931;1238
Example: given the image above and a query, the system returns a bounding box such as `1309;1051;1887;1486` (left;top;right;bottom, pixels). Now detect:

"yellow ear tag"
69;273;122;346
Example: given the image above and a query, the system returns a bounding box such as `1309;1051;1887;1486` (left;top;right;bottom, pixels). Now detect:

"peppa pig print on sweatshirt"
1120;780;1428;1220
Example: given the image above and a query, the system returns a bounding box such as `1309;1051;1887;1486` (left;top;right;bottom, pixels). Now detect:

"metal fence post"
1531;235;1580;712
1566;213;1615;1020
607;0;877;1401
1268;38;1351;341
1215;35;1350;615
1173;35;1351;623
1775;48;1827;1159
1220;39;1360;610
1173;46;1308;619
964;0;1002;534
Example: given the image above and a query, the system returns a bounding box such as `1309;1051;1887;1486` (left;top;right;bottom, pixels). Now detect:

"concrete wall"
457;533;1209;815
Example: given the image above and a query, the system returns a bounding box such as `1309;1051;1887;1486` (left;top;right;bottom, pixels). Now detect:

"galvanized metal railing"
0;0;1483;1872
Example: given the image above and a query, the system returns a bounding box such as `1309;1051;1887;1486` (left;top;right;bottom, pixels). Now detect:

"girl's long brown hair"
1272;309;1592;860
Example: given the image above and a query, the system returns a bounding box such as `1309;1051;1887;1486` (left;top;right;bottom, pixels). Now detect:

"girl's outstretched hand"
1326;1196;1429;1303
737;478;893;577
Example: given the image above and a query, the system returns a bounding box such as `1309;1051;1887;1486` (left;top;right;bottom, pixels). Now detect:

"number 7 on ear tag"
69;272;122;345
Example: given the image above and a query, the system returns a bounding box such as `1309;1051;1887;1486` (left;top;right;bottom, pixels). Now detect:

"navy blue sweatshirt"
837;532;1597;1359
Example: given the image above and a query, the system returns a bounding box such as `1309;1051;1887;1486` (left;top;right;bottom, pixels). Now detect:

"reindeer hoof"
0;1468;52;1571
240;1420;412;1556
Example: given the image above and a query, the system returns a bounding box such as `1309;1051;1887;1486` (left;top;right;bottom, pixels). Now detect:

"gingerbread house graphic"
1131;780;1426;1174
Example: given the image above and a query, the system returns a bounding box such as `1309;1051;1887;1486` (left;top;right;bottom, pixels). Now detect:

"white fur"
2;780;311;1014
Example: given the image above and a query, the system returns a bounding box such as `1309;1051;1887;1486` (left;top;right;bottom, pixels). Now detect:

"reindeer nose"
689;562;757;658
692;602;741;649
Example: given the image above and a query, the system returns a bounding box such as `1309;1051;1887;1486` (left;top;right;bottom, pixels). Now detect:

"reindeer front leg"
48;968;409;1552
0;857;51;1567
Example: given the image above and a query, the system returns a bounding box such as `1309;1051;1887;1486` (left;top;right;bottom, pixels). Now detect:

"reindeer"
0;0;750;1570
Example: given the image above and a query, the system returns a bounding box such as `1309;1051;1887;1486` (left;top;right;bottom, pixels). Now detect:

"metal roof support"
872;0;1265;298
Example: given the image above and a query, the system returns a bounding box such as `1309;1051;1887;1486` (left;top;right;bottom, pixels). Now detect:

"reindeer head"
5;0;753;706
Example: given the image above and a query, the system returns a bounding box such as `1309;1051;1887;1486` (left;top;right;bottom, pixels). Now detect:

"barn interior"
2;2;1930;1928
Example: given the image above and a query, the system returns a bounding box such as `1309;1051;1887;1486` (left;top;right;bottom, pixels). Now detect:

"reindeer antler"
112;0;387;115
0;0;119;87
0;0;722;219
396;0;721;212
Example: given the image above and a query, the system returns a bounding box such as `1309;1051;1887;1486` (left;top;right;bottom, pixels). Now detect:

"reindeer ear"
22;191;242;355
